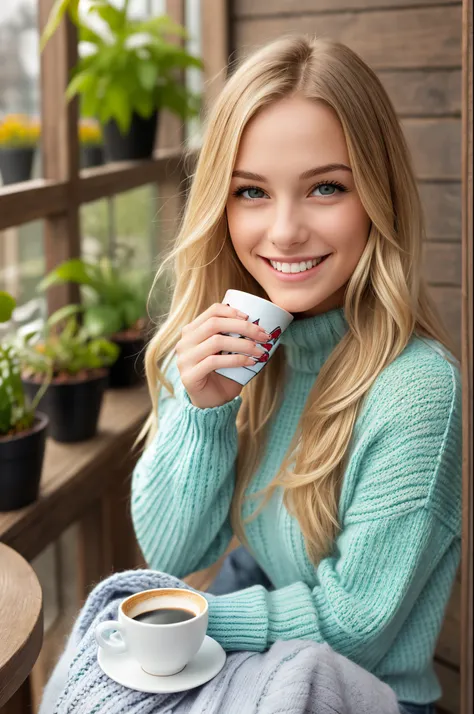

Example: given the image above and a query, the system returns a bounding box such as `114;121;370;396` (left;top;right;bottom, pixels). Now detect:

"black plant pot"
81;144;104;169
109;334;145;388
22;371;108;443
0;146;35;185
103;111;159;162
0;412;48;511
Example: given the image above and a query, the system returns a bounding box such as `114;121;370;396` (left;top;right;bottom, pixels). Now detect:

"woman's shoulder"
363;334;461;422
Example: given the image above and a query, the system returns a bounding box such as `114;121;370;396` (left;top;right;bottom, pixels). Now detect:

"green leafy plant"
20;304;119;381
0;291;36;436
39;250;150;338
41;0;203;134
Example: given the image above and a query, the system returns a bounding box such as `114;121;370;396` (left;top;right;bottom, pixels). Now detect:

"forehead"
234;96;350;172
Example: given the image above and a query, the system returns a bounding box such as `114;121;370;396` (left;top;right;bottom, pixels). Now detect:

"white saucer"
97;635;226;694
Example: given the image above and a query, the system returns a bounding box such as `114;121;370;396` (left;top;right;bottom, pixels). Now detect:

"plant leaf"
46;303;84;330
0;291;16;323
39;259;99;293
83;305;123;337
40;0;80;51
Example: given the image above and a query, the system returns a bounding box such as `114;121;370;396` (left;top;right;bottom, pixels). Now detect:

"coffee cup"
95;588;208;677
215;289;294;386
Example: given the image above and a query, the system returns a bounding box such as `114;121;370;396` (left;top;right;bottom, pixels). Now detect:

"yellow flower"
79;119;102;145
0;114;41;147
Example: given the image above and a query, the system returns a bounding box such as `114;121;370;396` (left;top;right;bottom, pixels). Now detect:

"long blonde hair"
142;35;456;564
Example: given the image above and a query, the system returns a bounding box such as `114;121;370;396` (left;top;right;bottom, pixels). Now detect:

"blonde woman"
132;36;462;714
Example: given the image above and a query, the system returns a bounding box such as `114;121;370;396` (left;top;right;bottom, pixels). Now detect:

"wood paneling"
419;182;462;240
233;0;460;16
403;119;461;180
430;286;462;354
423;242;462;286
435;661;461;714
380;70;461;117
233;6;462;69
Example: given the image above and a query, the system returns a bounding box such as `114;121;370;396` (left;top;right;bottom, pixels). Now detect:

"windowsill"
0;385;151;562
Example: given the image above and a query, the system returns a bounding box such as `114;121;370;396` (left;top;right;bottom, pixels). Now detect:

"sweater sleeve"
131;357;241;578
206;346;462;669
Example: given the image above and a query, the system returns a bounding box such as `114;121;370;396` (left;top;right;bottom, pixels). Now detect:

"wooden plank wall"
230;0;462;357
229;2;462;712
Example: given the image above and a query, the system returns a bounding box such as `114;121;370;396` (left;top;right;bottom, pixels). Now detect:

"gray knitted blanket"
41;570;401;714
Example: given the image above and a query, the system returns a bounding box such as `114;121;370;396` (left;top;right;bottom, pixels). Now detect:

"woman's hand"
176;303;271;408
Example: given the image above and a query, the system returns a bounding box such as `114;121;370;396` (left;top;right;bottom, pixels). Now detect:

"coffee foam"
122;589;207;620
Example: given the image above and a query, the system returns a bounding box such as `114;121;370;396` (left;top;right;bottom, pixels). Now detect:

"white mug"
215;289;294;386
95;588;208;676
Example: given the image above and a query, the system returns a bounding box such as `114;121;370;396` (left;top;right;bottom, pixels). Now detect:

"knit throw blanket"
48;570;400;714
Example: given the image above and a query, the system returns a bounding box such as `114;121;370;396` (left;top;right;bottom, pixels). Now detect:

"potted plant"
79;118;104;168
0;291;48;511
41;0;203;162
20;305;119;443
0;114;40;185
39;250;149;388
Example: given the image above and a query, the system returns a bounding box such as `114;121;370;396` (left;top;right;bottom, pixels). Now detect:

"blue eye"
232;186;267;200
311;182;346;197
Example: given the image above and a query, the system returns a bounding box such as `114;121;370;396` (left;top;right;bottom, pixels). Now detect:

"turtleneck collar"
280;307;348;374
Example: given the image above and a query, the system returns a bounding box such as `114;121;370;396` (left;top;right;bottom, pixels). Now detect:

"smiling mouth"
262;255;331;274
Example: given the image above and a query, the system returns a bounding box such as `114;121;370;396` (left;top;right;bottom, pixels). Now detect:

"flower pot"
103;111;159;162
81;144;104;169
0;146;35;185
109;332;145;388
22;370;108;443
0;412;48;511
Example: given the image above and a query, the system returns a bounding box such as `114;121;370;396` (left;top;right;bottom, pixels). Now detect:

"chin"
264;290;327;316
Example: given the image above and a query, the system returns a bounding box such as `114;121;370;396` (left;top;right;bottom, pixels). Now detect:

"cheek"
227;206;263;258
318;201;370;254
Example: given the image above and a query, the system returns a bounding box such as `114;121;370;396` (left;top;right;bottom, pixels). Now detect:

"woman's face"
226;96;371;316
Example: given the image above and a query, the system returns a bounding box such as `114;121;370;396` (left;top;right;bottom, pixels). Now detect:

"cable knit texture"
132;307;462;705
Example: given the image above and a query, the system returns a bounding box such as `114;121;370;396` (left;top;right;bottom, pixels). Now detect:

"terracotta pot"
0;412;48;511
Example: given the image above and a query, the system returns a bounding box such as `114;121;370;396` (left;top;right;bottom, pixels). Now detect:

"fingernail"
236;310;248;319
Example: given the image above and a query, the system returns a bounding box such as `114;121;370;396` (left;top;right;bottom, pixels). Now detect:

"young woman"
132;36;462;714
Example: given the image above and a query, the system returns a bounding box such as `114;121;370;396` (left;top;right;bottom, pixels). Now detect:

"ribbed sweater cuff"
177;381;243;429
206;582;324;652
206;586;269;651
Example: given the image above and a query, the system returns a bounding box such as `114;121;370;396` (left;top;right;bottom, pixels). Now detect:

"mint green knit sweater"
131;308;462;704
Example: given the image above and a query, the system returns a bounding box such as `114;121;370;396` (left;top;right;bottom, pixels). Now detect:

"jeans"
209;546;437;714
399;705;436;714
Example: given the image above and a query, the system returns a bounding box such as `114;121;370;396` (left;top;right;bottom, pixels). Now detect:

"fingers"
184;352;257;384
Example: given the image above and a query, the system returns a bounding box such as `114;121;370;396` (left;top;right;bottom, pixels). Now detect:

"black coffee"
133;607;196;625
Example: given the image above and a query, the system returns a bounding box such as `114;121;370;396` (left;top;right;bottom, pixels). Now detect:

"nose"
266;201;309;250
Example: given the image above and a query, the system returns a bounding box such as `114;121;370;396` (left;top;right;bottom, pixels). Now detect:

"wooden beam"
157;0;186;150
201;0;230;111
39;0;80;314
461;0;473;711
77;149;186;204
0;181;68;231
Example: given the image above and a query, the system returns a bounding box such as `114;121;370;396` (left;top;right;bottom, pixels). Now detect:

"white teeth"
269;257;326;273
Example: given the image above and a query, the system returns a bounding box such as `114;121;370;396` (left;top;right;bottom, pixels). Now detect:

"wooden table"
0;544;43;711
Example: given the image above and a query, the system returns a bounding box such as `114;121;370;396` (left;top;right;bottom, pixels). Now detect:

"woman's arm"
131;357;241;577
205;349;462;669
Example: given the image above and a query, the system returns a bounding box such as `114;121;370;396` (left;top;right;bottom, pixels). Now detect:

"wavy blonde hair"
141;35;456;564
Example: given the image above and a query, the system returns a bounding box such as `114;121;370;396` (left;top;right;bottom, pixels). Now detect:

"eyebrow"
231;163;352;182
